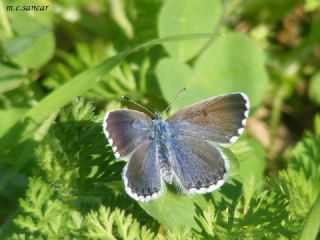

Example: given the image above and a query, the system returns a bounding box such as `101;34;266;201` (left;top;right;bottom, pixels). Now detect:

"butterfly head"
152;112;162;120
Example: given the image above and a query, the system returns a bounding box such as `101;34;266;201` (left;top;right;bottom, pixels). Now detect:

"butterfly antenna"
122;96;156;117
164;87;187;112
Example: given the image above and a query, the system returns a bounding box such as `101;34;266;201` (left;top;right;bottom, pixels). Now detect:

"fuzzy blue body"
152;117;176;183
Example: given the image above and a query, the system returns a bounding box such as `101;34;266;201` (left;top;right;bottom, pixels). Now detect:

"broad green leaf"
0;63;26;94
308;72;320;105
231;137;265;182
157;34;268;109
158;0;222;62
4;28;54;69
2;0;54;68
194;33;269;108
5;0;53;26
141;187;207;229
156;58;200;109
298;193;320;240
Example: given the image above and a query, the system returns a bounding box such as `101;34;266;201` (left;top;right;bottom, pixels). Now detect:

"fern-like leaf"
83;206;155;240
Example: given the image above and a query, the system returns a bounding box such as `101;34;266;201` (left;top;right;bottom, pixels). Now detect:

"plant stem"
270;85;285;145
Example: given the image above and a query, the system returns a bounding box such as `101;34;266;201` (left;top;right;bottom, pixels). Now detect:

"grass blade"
299;193;320;240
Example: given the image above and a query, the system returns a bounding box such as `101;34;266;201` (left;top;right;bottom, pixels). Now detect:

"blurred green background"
0;0;320;239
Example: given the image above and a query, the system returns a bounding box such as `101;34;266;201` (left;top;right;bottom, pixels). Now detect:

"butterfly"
103;92;249;202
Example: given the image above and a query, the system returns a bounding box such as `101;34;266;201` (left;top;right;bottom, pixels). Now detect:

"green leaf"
236;190;293;238
194;33;269;108
157;33;269;109
0;51;129;194
272;169;319;220
0;107;28;136
156;58;197;109
84;206;154;240
231;137;266;210
289;136;320;182
2;0;54;68
14;177;70;238
308;72;320;105
194;203;228;239
4;28;54;68
0;63;26;94
109;0;133;39
299;193;320;240
158;0;222;62
0;51;128;149
141;186;207;229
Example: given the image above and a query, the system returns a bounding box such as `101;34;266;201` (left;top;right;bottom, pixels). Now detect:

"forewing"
123;141;162;202
103;110;152;159
167;93;249;144
167;137;229;194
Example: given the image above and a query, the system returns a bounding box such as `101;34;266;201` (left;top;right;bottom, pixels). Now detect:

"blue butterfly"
103;93;249;202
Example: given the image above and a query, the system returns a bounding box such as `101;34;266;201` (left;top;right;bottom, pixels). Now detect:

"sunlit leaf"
158;0;222;62
194;33;269;109
0;63;26;94
3;0;54;68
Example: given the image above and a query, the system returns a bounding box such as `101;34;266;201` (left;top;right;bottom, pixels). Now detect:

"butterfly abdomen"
152;119;177;184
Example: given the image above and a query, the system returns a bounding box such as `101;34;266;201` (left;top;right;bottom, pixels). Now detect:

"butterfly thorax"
152;118;176;183
152;118;173;142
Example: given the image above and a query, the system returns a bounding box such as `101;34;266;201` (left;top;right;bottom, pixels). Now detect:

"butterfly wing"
166;137;228;194
167;93;249;144
104;110;162;201
123;141;162;201
103;110;152;159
